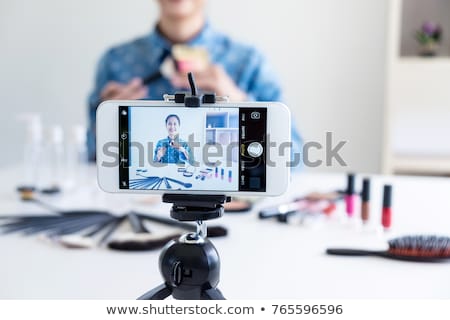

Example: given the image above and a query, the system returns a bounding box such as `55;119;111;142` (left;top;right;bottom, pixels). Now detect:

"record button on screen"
247;142;263;157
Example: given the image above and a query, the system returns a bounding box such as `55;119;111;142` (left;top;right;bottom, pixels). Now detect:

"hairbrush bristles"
326;235;450;262
388;235;450;258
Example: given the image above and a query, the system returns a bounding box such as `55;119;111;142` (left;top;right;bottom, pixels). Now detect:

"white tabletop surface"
1;166;449;299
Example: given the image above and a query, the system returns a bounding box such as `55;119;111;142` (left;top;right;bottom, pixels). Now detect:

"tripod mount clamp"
162;194;230;222
163;72;229;107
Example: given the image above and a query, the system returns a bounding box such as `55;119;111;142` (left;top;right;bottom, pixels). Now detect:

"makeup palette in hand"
172;44;209;73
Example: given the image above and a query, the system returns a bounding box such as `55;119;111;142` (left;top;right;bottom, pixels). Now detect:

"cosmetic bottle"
40;125;65;193
66;125;88;189
18;114;43;190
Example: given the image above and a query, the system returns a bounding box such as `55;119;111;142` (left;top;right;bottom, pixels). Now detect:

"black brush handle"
326;248;386;257
98;215;127;246
84;217;117;237
163;177;171;189
127;212;150;233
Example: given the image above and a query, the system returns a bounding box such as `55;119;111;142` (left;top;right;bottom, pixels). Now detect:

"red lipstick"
381;185;392;230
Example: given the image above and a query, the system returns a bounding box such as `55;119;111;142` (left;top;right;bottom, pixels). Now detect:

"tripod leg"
201;287;225;300
138;283;172;300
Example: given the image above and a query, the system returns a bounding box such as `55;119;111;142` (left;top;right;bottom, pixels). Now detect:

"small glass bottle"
65;125;88;189
40;125;64;193
18;113;43;191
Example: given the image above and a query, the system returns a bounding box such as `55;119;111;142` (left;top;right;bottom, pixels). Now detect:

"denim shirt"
88;23;303;169
153;137;193;165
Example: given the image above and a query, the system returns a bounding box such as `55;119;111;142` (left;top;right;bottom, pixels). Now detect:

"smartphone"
97;100;291;196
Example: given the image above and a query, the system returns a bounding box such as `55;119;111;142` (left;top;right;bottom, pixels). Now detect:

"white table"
1;166;449;299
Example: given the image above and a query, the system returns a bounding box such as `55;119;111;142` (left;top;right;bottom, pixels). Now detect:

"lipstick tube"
361;178;370;223
381;185;392;230
345;173;356;217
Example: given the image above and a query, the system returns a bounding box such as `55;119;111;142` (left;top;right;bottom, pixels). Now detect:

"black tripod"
138;194;230;300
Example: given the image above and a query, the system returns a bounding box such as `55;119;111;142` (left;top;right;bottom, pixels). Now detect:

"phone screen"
118;105;267;192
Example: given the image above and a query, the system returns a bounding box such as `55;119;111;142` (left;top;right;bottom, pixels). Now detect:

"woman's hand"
156;147;167;162
100;78;147;101
171;142;189;161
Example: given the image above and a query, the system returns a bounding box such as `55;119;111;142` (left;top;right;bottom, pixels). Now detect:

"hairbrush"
326;235;450;262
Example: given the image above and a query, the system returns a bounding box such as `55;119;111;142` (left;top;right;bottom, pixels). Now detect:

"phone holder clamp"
163;72;229;107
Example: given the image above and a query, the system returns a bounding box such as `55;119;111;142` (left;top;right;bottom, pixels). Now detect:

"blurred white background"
0;0;388;172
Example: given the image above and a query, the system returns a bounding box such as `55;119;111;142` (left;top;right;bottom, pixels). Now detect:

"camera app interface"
119;106;267;192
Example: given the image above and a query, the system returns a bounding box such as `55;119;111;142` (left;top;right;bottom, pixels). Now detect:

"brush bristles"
388;235;450;258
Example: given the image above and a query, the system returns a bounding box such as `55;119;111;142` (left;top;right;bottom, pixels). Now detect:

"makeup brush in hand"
326;235;450;262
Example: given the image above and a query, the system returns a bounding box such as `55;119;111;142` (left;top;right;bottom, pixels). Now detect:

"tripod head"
163;194;230;222
162;193;230;239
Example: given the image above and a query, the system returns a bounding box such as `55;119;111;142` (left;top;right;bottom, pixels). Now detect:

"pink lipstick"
345;173;356;217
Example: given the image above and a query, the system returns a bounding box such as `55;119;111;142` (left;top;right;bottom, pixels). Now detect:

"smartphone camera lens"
250;111;260;120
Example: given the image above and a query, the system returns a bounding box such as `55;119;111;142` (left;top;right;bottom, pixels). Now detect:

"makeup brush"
326;235;450;262
165;177;192;188
224;199;253;213
56;217;116;249
47;214;114;236
0;211;112;235
0;215;91;234
108;213;181;251
57;215;126;249
5;213;111;236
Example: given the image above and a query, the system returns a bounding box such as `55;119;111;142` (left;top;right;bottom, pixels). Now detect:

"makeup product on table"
361;178;370;223
326;235;450;262
220;168;224;180
108;213;181;251
228;170;232;183
56;216;119;249
345;173;356;217
165;177;192;189
224;198;253;213
258;193;338;223
16;187;61;213
277;200;335;223
381;185;392;230
259;200;308;220
1;211;112;236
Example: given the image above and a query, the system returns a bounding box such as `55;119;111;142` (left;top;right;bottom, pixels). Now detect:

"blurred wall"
0;0;388;173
